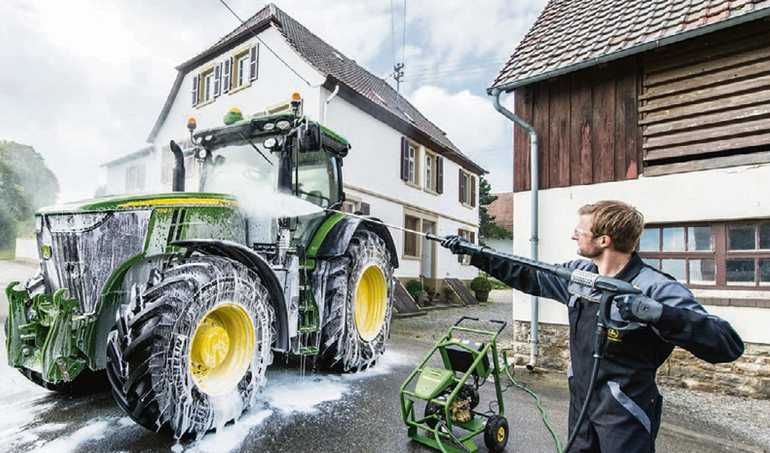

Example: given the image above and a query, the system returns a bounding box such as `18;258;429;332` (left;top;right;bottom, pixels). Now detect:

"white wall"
511;162;770;344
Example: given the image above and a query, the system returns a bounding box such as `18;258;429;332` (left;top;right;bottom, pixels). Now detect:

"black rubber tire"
17;368;109;396
484;415;509;452
105;255;274;438
318;229;395;372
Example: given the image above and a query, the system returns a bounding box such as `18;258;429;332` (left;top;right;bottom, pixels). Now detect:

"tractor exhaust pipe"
170;140;185;192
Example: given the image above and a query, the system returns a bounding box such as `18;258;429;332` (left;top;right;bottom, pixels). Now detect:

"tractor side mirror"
300;123;321;152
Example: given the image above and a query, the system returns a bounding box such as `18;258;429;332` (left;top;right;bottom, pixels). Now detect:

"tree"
0;141;59;251
479;176;512;244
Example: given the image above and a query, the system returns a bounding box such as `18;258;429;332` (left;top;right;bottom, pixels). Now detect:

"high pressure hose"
562;357;600;452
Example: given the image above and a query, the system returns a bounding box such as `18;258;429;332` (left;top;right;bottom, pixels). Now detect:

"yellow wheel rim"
497;426;506;443
353;265;388;342
189;303;255;396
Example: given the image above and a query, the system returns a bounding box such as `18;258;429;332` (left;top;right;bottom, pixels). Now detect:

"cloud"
410;85;515;192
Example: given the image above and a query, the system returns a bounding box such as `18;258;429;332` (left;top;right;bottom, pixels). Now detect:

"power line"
217;0;311;86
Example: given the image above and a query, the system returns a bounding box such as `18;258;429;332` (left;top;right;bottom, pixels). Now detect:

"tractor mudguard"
171;239;290;351
312;215;399;268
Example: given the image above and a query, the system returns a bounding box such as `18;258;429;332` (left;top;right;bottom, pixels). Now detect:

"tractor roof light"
224;107;243;125
291;92;302;102
187;117;197;132
276;120;291;130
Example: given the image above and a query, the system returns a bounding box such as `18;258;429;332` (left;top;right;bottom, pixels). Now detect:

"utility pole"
393;62;405;93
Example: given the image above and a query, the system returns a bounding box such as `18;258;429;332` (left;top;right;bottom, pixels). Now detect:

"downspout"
491;88;540;371
322;84;340;124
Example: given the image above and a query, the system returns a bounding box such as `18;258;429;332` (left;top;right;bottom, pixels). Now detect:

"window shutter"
250;44;259;81
459;169;465;203
223;58;232;94
400;137;408;181
214;64;221;97
436;156;444;194
192;74;198;106
470;176;476;207
359;202;370;215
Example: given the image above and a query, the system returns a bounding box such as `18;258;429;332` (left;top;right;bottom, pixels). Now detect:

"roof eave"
488;9;770;93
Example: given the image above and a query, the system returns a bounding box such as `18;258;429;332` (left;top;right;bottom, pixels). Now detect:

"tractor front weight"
5;282;89;383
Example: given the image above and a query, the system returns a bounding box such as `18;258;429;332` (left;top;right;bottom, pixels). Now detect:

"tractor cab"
184;94;351;249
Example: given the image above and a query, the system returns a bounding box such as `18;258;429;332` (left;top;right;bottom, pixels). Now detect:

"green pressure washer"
400;316;509;453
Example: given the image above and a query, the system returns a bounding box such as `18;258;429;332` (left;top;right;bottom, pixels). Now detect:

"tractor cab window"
201;141;277;194
295;149;340;208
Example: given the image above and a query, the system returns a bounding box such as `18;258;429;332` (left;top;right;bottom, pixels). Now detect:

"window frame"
459;169;475;208
457;228;477;265
424;150;440;194
639;220;770;289
403;214;422;259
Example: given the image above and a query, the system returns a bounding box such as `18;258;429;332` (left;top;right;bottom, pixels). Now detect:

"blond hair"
578;200;644;253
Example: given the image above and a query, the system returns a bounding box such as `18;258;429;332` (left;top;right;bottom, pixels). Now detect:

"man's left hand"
615;294;663;324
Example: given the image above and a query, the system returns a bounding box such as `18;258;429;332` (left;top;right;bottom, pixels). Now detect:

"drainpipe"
491;88;540;371
322;84;340;124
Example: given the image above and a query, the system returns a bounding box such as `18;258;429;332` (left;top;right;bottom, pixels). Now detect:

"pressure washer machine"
400;317;509;453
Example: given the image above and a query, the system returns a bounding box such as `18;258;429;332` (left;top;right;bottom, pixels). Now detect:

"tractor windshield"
200;140;277;195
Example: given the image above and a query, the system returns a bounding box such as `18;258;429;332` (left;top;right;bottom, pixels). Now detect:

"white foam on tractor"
181;408;272;453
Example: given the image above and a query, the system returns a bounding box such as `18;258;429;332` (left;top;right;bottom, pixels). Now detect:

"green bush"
470;275;492;292
404;279;423;300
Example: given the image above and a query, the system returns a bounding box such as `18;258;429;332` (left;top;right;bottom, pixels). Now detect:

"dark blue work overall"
471;252;744;452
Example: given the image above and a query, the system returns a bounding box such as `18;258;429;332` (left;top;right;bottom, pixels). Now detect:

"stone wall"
509;321;770;399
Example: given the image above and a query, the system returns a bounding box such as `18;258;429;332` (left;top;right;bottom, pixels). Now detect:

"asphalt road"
0;260;764;452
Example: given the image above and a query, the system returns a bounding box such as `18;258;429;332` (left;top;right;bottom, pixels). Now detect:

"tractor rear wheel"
106;255;274;438
319;229;394;372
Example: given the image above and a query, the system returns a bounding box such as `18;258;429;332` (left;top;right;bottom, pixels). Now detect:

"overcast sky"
0;0;546;202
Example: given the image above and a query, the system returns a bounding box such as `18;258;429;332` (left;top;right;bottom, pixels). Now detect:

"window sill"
194;99;216;109
461;202;475;210
402;254;421;261
228;83;252;95
423;187;439;196
405;181;421;190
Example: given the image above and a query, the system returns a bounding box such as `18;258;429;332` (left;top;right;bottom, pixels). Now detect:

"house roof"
486;192;513;232
490;0;770;91
148;3;485;175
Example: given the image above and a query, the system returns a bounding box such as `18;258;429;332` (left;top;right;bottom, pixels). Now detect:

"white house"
102;3;486;287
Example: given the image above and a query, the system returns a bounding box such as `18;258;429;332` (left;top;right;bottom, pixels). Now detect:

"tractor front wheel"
106;255;274;438
319;229;394;372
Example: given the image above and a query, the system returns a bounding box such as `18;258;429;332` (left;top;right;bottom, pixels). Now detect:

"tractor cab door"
294;149;342;209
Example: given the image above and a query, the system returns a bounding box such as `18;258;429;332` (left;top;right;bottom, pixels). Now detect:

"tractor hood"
38;192;238;215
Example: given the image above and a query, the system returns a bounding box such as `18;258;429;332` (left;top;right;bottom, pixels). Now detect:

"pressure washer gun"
425;233;643;342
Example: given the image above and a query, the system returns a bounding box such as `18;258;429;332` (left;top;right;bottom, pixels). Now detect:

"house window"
459;170;476;207
202;69;214;103
235;51;250;89
125;164;146;193
341;198;370;215
424;152;443;193
457;229;476;264
400;138;420;186
639;221;770;288
404;214;421;258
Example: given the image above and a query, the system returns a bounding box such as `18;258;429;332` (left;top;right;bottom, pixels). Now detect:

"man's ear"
598;235;612;249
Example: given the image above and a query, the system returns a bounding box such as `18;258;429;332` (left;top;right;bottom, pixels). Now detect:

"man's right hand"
440;235;473;255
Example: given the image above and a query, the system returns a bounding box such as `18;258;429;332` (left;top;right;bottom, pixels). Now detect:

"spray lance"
325;208;643;452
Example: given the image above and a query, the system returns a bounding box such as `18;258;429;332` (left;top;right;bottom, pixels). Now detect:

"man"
441;200;743;453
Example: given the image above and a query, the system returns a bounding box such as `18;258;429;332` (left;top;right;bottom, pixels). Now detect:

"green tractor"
4;95;398;437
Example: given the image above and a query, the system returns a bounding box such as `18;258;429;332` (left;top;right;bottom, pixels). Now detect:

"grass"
490;278;510;290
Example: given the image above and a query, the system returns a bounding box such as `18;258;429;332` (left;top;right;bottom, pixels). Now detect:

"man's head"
572;200;644;258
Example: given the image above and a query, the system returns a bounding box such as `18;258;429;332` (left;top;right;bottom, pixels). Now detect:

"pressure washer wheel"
320;229;394;372
484;415;509;452
106;255;274;438
424;401;443;428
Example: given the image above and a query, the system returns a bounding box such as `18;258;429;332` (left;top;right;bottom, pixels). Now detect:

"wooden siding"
512;61;641;192
641;21;770;174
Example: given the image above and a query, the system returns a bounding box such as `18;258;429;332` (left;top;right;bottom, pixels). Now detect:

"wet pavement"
0;260;766;452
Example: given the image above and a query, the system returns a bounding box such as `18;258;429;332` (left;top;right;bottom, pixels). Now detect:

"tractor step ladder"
298;265;321;356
